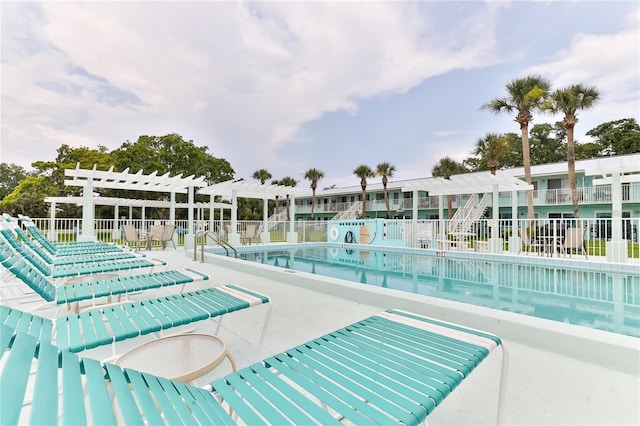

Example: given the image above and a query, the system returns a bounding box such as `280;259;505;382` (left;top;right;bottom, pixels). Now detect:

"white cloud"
1;1;504;175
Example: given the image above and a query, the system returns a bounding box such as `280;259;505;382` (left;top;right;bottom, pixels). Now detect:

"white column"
112;205;120;239
79;178;96;241
412;190;419;247
489;185;502;253
48;202;57;240
184;185;196;249
228;190;241;245
438;194;445;240
170;192;176;224
261;196;270;243
607;172;627;262
508;190;521;253
287;195;297;243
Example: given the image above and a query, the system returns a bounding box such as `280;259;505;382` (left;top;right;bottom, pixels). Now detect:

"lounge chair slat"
0;328;37;425
83;358;118;425
210;376;268;426
123;369;166;425
61;349;87;424
142;372;186;425
224;372;293;424
294;341;431;422
251;363;343;425
265;354;379;425
30;338;59;425
239;364;337;425
103;363;145;425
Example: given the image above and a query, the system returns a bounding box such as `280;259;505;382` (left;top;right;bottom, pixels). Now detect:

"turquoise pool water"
216;246;640;337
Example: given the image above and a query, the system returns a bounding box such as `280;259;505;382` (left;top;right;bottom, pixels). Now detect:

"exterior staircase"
448;193;491;236
331;201;362;221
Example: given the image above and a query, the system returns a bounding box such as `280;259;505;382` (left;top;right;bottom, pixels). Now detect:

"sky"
1;1;639;190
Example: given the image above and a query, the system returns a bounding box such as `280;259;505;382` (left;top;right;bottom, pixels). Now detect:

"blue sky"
1;1;638;189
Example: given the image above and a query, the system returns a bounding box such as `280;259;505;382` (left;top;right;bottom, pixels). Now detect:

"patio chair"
518;227;544;255
122;224;147;251
149;224;176;249
560;227;588;259
2;308;508;425
241;224;257;245
0;281;271;355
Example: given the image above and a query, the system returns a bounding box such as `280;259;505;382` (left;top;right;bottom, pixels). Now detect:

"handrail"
193;230;237;262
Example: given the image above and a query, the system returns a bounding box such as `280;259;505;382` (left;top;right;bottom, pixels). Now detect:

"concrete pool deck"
4;245;640;425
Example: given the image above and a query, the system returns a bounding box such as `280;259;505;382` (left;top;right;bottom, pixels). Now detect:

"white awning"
199;179;309;199
44;196;229;209
64;164;208;194
400;171;533;195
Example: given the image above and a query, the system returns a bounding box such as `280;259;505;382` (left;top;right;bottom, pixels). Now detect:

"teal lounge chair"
1;243;210;312
1;226;141;266
0;236;165;280
1;308;508;425
0;282;271;355
10;214;124;256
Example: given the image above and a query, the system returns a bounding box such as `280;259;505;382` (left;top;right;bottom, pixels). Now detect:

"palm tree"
353;164;375;218
304;168;325;220
279;176;298;221
376;162;396;218
432;157;467;219
473;133;509;175
482;74;552;219
252;169;272;184
271;179;281;216
549;84;600;218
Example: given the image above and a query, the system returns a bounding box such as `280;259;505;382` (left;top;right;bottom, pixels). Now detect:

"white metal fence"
23;216;640;262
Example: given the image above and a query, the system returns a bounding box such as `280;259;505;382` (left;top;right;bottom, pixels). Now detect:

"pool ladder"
194;230;237;263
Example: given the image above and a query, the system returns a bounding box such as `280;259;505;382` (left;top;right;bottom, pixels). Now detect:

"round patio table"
114;333;236;384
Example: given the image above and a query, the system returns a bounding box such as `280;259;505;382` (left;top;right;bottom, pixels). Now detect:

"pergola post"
287;195;297;243
607;171;627;262
112;205;119;240
184;185;195;249
262;196;270;243
78;177;96;241
489;184;502;253
508;190;521;253
228;190;241;246
48;202;56;241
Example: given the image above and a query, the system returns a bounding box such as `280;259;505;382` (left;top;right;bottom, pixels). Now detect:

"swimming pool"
209;244;640;338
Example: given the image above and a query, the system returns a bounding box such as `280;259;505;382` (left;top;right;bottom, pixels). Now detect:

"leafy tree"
0;176;52;217
586;118;640;156
304;168;325;220
0;163;28;201
112;134;234;187
431;157;467;219
549;84;601;217
483;74;552;219
252;169;272;184
353;164;375;218
376;162;396;218
471;133;508;175
529;123;567;165
278;176;298;221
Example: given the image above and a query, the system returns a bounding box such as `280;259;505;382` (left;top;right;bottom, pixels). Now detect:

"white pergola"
64;164;209;242
199;180;309;245
401;172;534;253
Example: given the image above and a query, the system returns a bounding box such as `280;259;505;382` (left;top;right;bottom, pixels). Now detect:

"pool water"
235;246;640;337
